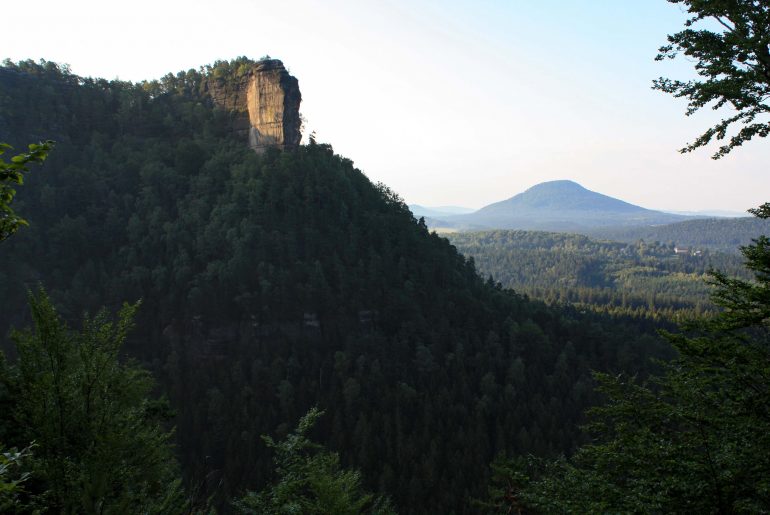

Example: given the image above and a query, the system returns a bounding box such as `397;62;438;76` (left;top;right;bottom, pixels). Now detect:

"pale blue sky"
6;0;770;212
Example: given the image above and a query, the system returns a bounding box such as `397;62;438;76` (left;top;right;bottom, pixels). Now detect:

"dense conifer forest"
0;59;679;512
448;230;749;320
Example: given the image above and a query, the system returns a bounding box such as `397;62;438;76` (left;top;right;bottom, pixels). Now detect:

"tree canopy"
234;408;395;515
653;0;770;158
0;290;186;513
448;229;750;321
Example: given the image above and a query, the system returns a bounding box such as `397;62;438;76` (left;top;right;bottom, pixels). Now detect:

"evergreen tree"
0;289;186;513
234;407;395;515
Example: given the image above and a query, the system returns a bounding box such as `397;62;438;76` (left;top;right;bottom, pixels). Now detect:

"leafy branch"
653;0;770;158
0;141;54;241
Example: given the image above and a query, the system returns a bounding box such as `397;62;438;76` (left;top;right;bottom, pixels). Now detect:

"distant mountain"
440;180;692;231
408;204;475;218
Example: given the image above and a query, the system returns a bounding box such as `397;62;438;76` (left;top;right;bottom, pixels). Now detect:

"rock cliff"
206;59;301;153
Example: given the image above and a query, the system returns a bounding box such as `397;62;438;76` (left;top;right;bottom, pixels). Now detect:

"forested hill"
448;230;748;320
0;59;672;513
587;216;770;253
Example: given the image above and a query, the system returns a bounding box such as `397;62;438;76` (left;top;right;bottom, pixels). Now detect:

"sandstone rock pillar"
207;58;301;153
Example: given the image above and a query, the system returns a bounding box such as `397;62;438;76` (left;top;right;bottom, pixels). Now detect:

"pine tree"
234;407;396;515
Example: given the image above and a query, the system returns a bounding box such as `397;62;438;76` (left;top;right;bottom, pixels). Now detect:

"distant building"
674;246;700;256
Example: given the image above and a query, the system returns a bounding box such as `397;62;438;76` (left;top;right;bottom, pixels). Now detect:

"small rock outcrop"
207;59;301;153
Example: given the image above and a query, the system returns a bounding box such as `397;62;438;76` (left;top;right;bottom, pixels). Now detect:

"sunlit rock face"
207;59;301;153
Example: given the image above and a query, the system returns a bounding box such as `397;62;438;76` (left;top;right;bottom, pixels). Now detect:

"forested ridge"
586;217;770;253
0;59;677;512
448;230;748;320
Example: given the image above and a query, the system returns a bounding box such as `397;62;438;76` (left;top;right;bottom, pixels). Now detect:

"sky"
5;0;770;213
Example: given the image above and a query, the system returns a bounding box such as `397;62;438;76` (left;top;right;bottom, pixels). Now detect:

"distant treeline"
585;217;770;253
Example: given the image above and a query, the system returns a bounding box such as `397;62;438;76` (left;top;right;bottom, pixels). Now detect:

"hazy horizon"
409;179;754;215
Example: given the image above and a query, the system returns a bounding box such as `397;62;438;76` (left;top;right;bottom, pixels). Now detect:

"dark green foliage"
234;408;395;514
708;204;770;328
0;445;33;511
488;209;770;513
588;216;770;253
0;290;185;513
449;230;747;320
653;0;770;158
0;140;52;241
0;59;675;513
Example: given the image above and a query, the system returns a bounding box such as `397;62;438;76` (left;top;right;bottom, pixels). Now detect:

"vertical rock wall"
207;59;301;153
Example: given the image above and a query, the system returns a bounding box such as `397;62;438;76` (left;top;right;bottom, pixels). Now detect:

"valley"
447;229;748;320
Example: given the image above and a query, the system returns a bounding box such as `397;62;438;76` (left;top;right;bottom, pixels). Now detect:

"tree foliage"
0;289;185;513
0;445;33;511
234;408;395;515
0;141;52;241
654;0;770;158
